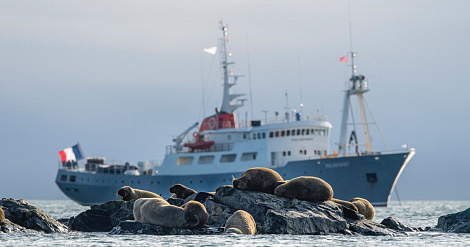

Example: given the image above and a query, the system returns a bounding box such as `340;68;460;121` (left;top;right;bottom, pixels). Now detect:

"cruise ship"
56;23;415;206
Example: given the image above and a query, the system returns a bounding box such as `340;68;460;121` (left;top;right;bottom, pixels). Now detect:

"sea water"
1;200;469;246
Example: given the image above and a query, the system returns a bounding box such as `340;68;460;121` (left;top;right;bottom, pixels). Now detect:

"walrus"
232;167;284;194
133;198;204;228
169;184;197;199
330;198;358;212
0;207;5;224
224;210;256;235
181;201;209;228
350;197;375;220
117;186;162;201
274;176;333;202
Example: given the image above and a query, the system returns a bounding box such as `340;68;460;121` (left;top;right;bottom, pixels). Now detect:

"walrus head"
169;184;182;193
182;201;208;228
117;186;132;201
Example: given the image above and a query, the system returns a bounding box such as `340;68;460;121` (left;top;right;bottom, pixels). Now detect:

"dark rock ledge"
436;207;470;233
0;198;68;233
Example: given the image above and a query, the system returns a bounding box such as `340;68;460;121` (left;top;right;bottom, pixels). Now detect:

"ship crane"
173;122;199;152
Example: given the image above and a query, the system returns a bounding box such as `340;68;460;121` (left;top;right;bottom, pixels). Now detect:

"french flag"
58;144;84;163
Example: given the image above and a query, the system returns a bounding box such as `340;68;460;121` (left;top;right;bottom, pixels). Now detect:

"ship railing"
166;143;234;154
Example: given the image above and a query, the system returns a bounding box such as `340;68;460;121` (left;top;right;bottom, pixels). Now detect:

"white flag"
203;46;217;55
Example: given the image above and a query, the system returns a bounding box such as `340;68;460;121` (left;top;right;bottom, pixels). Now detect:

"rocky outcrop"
0;198;68;233
436;207;470;233
60;186;413;236
209;185;401;236
68;200;134;232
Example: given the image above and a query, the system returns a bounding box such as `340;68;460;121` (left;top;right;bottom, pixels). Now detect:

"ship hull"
55;151;413;206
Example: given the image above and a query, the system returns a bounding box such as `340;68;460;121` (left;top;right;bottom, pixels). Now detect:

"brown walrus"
330;198;359;212
117;186;162;201
350;197;375;220
224;210;256;235
274;176;333;202
181;201;209;228
232;167;284;194
169;184;197;200
133;198;207;228
0;207;5;224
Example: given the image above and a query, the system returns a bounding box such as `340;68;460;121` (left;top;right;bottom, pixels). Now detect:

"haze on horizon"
1;0;469;201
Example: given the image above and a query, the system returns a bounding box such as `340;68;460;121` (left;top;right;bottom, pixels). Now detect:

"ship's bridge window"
241;152;257;161
286;130;290;136
198;155;214;165
220;154;236;163
69;175;76;182
60;175;67;181
177;156;194;166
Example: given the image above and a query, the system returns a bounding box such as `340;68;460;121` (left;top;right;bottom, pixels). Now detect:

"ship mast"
219;22;244;114
338;52;373;156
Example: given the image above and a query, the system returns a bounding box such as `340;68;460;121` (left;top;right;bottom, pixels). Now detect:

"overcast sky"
1;0;469;201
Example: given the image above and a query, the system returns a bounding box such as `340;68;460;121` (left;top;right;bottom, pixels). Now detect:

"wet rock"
436;207;470;233
348;220;400;236
110;220;223;235
69;200;134;232
0;198;68;233
381;217;416;232
1;219;32;233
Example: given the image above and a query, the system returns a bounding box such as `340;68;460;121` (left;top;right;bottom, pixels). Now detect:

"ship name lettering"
325;162;349;168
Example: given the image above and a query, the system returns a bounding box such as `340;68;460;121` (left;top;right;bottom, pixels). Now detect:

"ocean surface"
1;200;469;246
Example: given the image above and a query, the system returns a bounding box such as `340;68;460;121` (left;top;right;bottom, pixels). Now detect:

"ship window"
297;129;300;135
269;132;274;138
241;152;257;161
228;135;231;140
243;134;247;139
60;175;67;181
281;130;285;137
257;133;261;139
311;129;314;135
304;150;307;155
283;151;286;157
220;154;236;163
324;150;327;156
253;133;256;140
299;150;303;155
262;132;266;139
275;131;279;137
288;151;291;156
177;156;194;165
69;176;76;182
292;129;296;136
306;129;310;135
302;129;306;135
198;155;215;165
286;130;290;136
